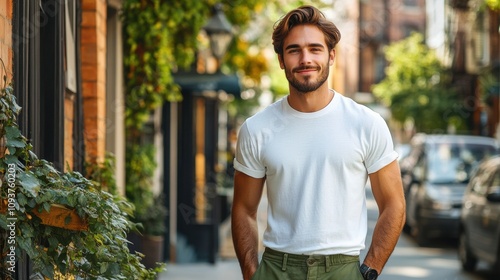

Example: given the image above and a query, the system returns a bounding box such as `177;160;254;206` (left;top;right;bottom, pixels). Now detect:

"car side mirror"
486;187;500;203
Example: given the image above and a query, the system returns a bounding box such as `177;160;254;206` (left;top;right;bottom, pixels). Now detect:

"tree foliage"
372;33;463;133
486;0;500;10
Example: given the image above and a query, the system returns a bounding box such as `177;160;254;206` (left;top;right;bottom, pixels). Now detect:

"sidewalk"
159;188;268;280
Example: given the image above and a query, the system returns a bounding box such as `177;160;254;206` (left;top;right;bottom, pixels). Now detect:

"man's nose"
299;50;313;64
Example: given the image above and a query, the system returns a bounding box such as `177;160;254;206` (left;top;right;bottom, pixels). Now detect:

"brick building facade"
1;0;134;276
3;0;123;179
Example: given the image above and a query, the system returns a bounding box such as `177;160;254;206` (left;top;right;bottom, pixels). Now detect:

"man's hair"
272;5;341;55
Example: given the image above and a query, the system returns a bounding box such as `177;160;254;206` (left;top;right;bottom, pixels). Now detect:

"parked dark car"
459;156;500;276
400;134;498;246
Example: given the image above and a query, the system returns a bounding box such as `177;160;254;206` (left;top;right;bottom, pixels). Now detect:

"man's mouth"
294;67;319;73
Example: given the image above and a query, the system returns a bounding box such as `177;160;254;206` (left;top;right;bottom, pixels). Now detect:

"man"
231;5;405;280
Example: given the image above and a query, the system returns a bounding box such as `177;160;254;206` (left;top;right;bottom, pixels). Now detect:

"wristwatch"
360;263;379;280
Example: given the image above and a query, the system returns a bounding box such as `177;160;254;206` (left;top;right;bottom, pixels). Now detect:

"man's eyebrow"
284;43;325;50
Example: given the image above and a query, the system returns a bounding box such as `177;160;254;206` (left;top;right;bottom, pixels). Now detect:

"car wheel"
414;220;429;247
410;205;429;246
458;230;477;272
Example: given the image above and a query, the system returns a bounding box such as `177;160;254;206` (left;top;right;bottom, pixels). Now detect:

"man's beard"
284;63;329;93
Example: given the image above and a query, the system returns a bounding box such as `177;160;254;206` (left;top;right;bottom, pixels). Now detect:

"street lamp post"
170;3;240;264
202;3;234;70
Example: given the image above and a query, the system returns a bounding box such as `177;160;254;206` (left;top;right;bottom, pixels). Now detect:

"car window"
426;142;496;184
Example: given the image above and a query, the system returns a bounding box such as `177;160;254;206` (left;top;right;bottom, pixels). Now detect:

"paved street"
160;184;498;280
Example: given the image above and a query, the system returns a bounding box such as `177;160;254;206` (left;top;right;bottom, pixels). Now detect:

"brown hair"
272;5;341;55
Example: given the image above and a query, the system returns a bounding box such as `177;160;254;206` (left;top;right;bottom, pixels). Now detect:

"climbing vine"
122;0;209;129
121;0;276;130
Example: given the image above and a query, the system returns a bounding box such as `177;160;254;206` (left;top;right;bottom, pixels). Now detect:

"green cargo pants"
251;247;365;280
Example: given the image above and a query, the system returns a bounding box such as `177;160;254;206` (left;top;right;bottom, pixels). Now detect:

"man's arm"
364;160;406;274
231;170;265;280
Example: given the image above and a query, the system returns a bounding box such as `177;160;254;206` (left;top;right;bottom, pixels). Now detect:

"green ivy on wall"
121;0;276;131
122;0;213;130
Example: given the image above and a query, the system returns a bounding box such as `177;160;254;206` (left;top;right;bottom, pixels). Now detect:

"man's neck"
287;85;334;113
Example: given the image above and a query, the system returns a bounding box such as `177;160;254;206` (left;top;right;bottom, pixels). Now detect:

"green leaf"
64;215;72;225
48;236;59;249
5;125;21;139
108;262;121;275
67;193;77;207
17;171;41;196
42;202;51;213
17;192;28;206
78;193;88;205
6;146;16;154
27;198;36;208
7;94;22;113
0;214;8;229
6;138;25;148
4;154;20;165
17;236;36;257
100;262;109;274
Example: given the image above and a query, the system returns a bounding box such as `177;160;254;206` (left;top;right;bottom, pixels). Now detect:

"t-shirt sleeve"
365;113;398;174
233;122;266;178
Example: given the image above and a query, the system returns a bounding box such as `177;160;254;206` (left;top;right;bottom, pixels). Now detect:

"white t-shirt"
233;91;398;256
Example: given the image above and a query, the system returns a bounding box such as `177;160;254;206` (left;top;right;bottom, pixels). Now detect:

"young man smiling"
231;5;405;280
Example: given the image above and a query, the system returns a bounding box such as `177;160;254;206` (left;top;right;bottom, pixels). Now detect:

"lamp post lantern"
202;3;234;68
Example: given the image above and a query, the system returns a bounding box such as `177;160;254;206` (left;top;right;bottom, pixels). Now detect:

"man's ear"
278;54;285;69
329;49;336;66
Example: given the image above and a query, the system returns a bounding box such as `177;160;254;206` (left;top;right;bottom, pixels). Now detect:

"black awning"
173;72;241;97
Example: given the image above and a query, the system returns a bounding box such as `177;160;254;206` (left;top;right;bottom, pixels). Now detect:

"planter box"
1;200;88;231
32;204;88;231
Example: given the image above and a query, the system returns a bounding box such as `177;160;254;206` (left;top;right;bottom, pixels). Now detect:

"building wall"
426;0;449;62
106;1;126;195
81;0;107;164
329;1;359;96
0;0;13;78
387;0;426;42
339;0;426;95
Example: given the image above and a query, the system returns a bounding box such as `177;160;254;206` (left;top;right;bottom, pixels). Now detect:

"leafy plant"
122;0;210;129
85;152;118;195
486;0;500;10
133;194;168;237
0;83;164;279
125;143;156;211
372;32;462;133
124;142;166;236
